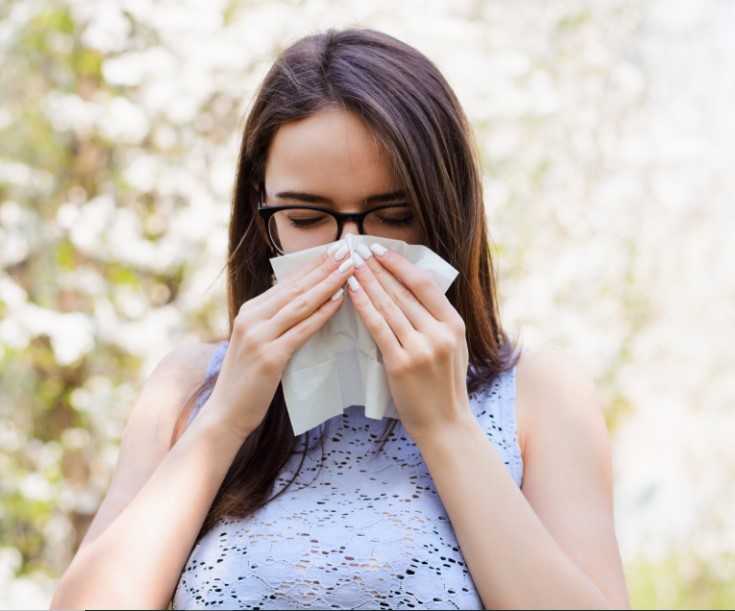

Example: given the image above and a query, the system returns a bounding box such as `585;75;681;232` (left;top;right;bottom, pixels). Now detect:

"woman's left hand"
347;243;472;442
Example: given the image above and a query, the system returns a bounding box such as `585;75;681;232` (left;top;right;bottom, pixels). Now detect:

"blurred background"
1;0;733;608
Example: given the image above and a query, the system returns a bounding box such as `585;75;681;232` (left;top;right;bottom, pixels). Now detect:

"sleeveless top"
173;342;523;610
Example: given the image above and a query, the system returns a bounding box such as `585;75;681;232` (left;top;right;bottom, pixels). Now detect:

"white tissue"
269;234;459;436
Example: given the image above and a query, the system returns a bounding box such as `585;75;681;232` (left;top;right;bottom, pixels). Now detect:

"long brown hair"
190;28;518;536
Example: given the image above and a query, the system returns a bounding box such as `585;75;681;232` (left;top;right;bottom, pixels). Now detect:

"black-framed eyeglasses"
257;191;418;254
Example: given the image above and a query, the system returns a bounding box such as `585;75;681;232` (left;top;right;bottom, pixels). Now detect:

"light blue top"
173;342;523;610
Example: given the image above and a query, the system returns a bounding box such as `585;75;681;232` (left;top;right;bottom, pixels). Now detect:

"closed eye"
284;211;332;228
369;207;416;227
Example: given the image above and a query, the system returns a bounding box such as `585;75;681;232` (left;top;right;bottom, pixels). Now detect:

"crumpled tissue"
269;234;458;436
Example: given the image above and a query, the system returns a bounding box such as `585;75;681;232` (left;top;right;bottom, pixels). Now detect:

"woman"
51;29;629;609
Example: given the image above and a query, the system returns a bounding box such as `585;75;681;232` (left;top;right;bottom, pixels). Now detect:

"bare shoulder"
148;341;219;390
78;342;218;550
143;342;219;409
515;347;599;399
514;347;606;456
135;342;220;446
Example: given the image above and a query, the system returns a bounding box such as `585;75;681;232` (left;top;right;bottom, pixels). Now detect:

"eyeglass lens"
268;207;418;254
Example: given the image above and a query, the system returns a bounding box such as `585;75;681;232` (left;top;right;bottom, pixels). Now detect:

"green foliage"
627;553;735;610
0;0;228;586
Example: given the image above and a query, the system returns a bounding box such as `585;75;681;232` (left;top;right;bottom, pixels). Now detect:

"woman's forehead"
264;109;398;200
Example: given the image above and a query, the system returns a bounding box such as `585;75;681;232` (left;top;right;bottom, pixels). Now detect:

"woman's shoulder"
515;347;599;395
149;342;220;386
143;342;221;444
514;347;606;456
121;342;220;441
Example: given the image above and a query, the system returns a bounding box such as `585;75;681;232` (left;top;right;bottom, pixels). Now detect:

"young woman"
51;29;629;610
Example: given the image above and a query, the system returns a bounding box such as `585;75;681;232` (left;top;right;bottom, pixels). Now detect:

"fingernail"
351;252;365;269
330;287;344;301
337;257;354;273
370;243;388;257
333;244;349;261
355;243;372;260
347;276;361;291
327;241;344;256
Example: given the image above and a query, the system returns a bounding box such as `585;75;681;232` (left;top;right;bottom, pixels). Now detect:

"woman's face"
262;109;425;254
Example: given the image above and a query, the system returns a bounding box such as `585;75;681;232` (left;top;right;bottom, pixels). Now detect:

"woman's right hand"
200;245;354;439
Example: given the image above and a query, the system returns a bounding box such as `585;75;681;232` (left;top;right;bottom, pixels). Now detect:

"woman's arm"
73;344;216;553
50;343;244;610
51;250;356;610
415;349;629;609
348;247;629;609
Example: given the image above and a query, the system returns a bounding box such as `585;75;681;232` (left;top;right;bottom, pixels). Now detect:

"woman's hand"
347;244;472;442
202;249;355;439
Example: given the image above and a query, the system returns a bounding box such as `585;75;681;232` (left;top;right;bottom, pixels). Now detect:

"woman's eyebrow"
365;190;408;204
274;190;408;205
274;191;331;204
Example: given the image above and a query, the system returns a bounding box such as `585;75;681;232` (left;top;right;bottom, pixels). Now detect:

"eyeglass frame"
256;188;414;254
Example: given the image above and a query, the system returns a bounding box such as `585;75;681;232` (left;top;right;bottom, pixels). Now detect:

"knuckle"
434;333;455;356
284;280;304;301
237;298;254;317
257;342;286;372
233;315;267;349
394;285;415;306
262;349;283;369
233;312;250;336
385;355;409;377
371;263;386;278
289;319;312;342
289;295;311;317
452;316;466;336
372;265;393;286
412;272;434;292
377;297;400;320
414;344;435;365
244;327;267;352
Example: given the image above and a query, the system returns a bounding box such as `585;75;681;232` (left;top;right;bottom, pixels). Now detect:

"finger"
367;243;459;323
243;251;328;311
346;273;403;357
266;254;355;335
347;253;415;347
352;248;435;332
275;288;346;355
246;242;353;318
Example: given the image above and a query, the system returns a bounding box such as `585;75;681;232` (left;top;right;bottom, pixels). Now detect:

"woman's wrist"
406;402;481;451
186;400;257;452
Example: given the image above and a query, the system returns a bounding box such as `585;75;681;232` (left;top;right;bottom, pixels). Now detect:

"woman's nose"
339;220;360;240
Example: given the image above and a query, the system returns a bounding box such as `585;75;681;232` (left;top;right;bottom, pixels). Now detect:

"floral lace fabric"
173;344;522;610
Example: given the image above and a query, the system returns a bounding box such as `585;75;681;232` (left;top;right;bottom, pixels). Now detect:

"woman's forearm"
50;407;246;610
415;415;614;610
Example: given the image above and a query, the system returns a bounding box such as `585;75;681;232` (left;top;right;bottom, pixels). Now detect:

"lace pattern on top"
173;342;523;610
